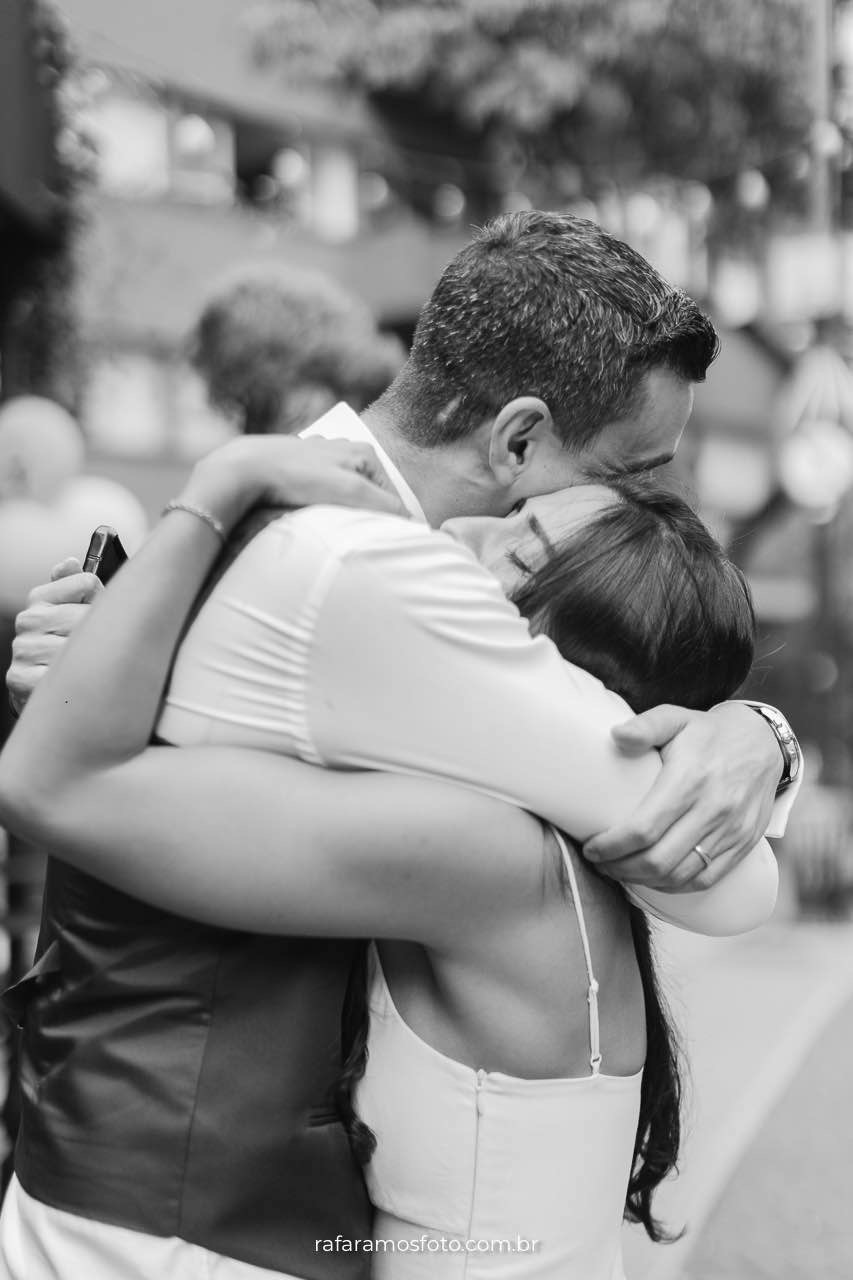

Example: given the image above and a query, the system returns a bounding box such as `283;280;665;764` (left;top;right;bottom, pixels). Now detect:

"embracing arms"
3;435;791;923
0;438;543;944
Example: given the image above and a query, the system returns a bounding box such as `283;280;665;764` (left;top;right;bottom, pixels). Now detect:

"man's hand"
583;702;783;891
7;558;102;716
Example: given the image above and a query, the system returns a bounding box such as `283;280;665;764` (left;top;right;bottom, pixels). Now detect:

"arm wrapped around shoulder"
625;839;779;937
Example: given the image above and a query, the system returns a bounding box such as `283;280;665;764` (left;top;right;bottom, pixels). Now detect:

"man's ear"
486;397;555;485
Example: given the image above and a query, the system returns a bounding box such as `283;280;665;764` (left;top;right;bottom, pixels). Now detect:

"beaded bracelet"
161;499;227;544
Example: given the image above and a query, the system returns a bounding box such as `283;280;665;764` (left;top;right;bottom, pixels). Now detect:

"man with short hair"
2;212;799;1280
382;209;711;465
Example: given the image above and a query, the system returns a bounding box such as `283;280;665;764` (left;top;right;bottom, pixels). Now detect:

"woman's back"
356;827;646;1279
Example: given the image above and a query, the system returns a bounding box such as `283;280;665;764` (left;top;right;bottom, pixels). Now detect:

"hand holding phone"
83;526;128;584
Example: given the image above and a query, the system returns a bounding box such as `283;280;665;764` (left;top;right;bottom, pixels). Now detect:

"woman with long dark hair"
0;437;768;1278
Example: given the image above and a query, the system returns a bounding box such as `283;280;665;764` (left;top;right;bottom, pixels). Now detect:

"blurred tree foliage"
189;267;405;434
248;0;812;209
5;1;95;406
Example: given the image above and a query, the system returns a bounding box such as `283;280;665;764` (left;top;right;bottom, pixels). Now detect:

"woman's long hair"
512;474;755;1239
337;941;377;1166
337;474;756;1240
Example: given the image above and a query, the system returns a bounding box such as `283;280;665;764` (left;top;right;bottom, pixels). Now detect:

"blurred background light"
272;146;309;188
812;118;844;159
778;417;853;513
501;190;533;213
710;257;763;327
694;436;775;519
624;191;662;238
432;182;465;222
174;113;218;157
838;2;853;66
806;651;841;693
358;171;391;213
735;168;771;212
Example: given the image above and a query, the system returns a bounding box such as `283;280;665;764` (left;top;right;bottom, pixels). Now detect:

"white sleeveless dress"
355;831;643;1279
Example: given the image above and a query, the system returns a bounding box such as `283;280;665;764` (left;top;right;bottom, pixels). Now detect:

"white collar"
300;403;427;522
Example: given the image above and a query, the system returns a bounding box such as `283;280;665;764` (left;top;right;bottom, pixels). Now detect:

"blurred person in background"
0;212;800;1280
0;398;85;625
0;396;147;626
189;266;405;436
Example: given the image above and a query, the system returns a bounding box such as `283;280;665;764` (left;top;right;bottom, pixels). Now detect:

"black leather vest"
5;857;371;1278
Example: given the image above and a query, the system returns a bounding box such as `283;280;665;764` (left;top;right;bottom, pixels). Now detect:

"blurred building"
55;0;477;474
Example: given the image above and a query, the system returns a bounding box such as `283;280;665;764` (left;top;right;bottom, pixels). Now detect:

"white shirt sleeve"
157;507;777;936
304;512;661;840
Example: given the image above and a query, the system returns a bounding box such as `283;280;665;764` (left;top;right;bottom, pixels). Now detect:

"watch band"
747;702;801;793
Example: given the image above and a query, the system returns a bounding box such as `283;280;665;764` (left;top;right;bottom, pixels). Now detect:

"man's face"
445;365;696;592
575;365;694;480
497;366;694;510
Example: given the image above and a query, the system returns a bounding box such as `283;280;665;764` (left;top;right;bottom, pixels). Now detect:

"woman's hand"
178;436;408;533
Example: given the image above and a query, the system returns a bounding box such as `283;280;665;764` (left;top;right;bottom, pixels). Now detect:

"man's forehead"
597;368;693;472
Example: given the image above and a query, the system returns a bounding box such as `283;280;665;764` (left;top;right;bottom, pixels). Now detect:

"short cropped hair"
392;211;718;449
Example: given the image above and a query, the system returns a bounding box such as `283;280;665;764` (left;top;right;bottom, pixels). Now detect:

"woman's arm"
4;744;542;943
625;839;779;935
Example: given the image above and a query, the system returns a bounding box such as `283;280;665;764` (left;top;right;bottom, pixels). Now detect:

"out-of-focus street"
623;910;853;1279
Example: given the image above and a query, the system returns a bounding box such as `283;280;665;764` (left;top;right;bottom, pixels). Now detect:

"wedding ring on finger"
693;843;712;870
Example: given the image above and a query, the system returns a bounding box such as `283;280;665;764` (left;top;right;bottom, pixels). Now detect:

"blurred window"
82;79;235;204
234;120;308;218
172;366;234;460
234;125;361;241
81;354;234;461
83;87;170;198
82;353;169;455
310;144;359;242
170;109;235;205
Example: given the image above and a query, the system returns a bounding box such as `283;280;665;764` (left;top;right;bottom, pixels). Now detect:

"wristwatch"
746;702;801;794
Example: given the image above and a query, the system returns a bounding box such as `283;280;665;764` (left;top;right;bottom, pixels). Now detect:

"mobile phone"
83;526;128;584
